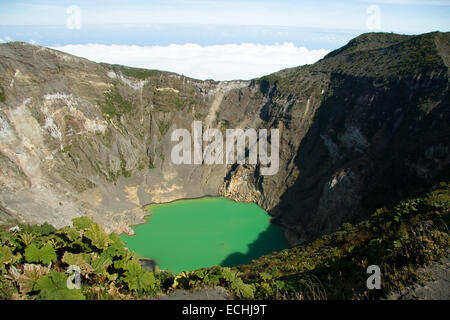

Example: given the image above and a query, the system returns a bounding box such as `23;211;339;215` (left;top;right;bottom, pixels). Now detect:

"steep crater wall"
0;32;449;246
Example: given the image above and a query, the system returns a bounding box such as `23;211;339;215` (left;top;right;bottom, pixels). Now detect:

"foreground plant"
0;181;448;300
0;216;162;300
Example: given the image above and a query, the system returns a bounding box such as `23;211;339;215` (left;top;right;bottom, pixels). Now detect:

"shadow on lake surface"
220;223;288;267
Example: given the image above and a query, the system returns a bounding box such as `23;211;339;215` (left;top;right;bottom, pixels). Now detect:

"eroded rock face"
219;165;263;204
0;32;449;245
0;42;245;234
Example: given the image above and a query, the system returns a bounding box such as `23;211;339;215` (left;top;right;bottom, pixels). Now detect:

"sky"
0;0;449;80
0;0;449;32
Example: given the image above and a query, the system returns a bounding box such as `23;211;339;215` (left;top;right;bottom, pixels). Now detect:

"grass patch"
157;120;170;136
59;169;96;193
105;64;159;80
0;85;5;103
57;144;72;154
120;160;131;178
152;89;185;112
194;113;203;120
100;90;132;121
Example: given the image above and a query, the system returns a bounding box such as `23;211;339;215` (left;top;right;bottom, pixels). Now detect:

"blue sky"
0;0;449;33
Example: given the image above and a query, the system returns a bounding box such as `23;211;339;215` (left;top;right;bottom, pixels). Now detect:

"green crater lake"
121;197;288;274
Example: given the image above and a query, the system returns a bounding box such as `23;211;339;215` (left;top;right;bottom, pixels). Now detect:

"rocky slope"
0;32;448;245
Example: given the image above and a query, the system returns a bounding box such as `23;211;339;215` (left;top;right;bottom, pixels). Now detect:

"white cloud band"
51;43;329;81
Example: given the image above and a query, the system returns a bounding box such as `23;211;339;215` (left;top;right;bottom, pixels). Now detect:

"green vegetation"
259;75;280;95
257;73;310;99
232;181;450;299
175;99;184;111
59;168;95;194
323;32;446;78
220;119;230;129
120;160;131;178
152;89;184;112
390;33;445;76
58;144;72;154
100;89;132;121
151;90;197;113
157;119;170;136
186;99;198;113
107;64;159;80
1;182;448;300
107;170;120;183
0;218;162;300
324;32;410;59
170;267;256;299
0;85;5;103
